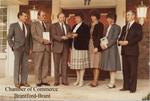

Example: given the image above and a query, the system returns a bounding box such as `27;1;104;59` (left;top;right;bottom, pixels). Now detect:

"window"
0;6;7;53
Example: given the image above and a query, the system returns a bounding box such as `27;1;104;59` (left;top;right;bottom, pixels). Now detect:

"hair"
17;11;27;18
74;12;84;20
90;11;100;20
37;10;45;16
57;12;65;18
127;10;136;16
107;13;117;23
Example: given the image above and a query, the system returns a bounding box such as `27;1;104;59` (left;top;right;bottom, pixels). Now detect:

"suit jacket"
51;22;71;53
119;22;143;56
7;22;32;53
31;21;51;52
71;22;90;50
91;22;104;51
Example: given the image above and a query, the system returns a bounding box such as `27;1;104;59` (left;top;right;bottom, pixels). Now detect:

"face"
107;17;114;25
58;13;66;23
126;11;135;22
75;16;82;24
91;16;97;22
38;11;46;21
19;13;28;23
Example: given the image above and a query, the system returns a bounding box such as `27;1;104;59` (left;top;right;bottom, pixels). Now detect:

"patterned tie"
42;21;46;32
124;23;130;40
22;23;25;37
61;23;65;35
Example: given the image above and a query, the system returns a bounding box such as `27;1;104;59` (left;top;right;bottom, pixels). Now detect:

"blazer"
91;22;104;51
7;22;32;53
51;22;71;53
31;21;50;52
119;22;143;56
71;22;90;50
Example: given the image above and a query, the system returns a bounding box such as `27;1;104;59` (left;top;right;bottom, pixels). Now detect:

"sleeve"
93;23;104;48
7;24;15;48
50;24;62;42
107;25;121;48
127;24;143;46
31;22;44;44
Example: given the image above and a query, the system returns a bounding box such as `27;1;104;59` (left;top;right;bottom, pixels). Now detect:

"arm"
93;23;104;48
7;24;15;50
127;24;143;46
51;24;62;42
31;22;44;44
107;25;121;48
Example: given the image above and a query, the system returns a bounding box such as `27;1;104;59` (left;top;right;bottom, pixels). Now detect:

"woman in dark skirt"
89;11;104;87
70;13;90;87
100;13;121;88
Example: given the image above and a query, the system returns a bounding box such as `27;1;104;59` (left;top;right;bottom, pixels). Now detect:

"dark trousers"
14;47;29;85
53;48;69;83
122;55;138;92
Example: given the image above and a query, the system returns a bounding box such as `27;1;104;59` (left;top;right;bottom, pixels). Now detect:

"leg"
107;71;116;88
78;69;85;87
61;48;69;84
129;56;138;92
14;50;23;85
122;55;130;90
21;51;29;84
33;52;44;84
73;70;80;86
91;68;99;86
53;53;61;84
41;51;50;83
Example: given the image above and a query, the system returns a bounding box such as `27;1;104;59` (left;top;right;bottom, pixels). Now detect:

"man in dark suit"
51;12;71;86
31;10;51;87
8;11;32;88
118;10;143;93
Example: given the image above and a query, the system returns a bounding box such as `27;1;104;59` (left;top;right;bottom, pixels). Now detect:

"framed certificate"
43;32;50;41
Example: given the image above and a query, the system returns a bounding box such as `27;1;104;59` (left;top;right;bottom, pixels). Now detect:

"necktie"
42;22;46;32
124;23;130;40
22;23;25;37
61;23;65;35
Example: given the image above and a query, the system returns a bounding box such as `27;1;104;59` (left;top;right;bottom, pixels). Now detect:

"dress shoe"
107;84;116;89
73;81;79;86
36;83;42;87
62;82;69;86
130;90;136;93
77;82;84;87
54;82;60;86
21;83;30;87
15;84;20;88
41;83;50;86
120;88;129;91
90;83;98;87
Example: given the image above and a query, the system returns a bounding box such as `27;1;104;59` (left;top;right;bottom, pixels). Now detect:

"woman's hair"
90;11;100;20
74;12;84;20
107;13;117;23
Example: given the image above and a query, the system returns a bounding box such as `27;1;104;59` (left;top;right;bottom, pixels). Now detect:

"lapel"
56;22;64;35
107;24;114;37
37;21;44;32
17;22;23;33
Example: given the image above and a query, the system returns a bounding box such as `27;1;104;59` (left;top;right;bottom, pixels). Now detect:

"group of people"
7;10;143;93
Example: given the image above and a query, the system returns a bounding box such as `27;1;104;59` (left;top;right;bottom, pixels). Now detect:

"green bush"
142;93;150;100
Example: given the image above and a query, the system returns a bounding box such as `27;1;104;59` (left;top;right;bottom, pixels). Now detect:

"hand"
100;43;108;50
29;49;32;55
93;48;98;53
72;33;78;38
123;41;128;45
43;39;50;45
119;40;128;46
61;36;68;40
